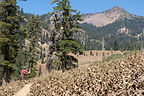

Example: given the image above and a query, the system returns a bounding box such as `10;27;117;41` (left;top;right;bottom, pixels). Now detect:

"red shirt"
22;69;27;75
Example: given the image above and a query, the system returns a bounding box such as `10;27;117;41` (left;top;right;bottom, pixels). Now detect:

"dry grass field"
76;50;123;64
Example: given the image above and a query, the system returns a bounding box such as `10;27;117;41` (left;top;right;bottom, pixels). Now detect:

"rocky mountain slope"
81;6;137;27
79;6;144;50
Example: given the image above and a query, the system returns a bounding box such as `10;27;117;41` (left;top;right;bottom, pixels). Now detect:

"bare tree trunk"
46;58;52;73
38;65;42;76
2;66;8;86
46;42;54;74
62;60;67;72
46;15;61;74
62;61;65;72
102;37;105;51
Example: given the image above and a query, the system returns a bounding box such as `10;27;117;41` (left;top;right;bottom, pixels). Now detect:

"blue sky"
17;0;144;16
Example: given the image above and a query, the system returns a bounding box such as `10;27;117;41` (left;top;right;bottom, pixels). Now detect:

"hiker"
21;67;27;83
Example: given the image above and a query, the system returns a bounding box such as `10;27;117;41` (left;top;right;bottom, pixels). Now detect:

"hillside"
23;6;144;51
26;50;144;96
81;6;144;28
81;6;132;27
0;50;144;96
80;17;144;50
79;6;144;50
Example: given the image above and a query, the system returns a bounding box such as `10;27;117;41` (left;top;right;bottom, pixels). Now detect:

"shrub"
104;54;123;62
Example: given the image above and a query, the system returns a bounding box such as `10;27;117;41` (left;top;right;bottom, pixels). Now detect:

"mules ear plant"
27;51;144;96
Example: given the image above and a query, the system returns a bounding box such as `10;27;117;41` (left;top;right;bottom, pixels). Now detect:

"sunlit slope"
28;51;144;96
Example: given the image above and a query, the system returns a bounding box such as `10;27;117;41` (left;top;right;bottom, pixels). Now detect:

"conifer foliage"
0;0;21;85
48;0;83;72
26;14;42;77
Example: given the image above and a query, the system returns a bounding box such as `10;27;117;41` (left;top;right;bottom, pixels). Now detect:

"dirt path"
78;62;92;68
13;83;33;96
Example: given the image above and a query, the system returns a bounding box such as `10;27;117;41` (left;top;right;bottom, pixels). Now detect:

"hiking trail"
13;83;32;96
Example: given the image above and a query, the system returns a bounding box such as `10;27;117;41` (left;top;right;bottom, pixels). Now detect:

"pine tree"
113;40;119;51
0;0;21;85
26;14;42;76
90;50;93;56
49;0;83;72
14;10;28;80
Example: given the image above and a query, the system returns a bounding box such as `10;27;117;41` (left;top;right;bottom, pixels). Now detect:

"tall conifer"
0;0;20;85
26;14;42;75
48;0;83;72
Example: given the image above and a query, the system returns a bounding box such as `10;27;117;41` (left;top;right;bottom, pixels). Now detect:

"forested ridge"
22;10;144;51
80;17;144;51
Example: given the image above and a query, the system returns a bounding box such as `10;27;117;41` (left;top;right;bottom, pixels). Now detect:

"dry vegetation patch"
28;52;144;96
0;76;40;96
0;81;24;96
0;51;143;96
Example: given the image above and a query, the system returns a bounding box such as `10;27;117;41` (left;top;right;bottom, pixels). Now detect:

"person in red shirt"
21;67;27;83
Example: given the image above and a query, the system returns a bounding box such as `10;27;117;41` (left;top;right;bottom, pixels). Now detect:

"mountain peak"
113;6;121;9
82;6;133;27
108;6;127;13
